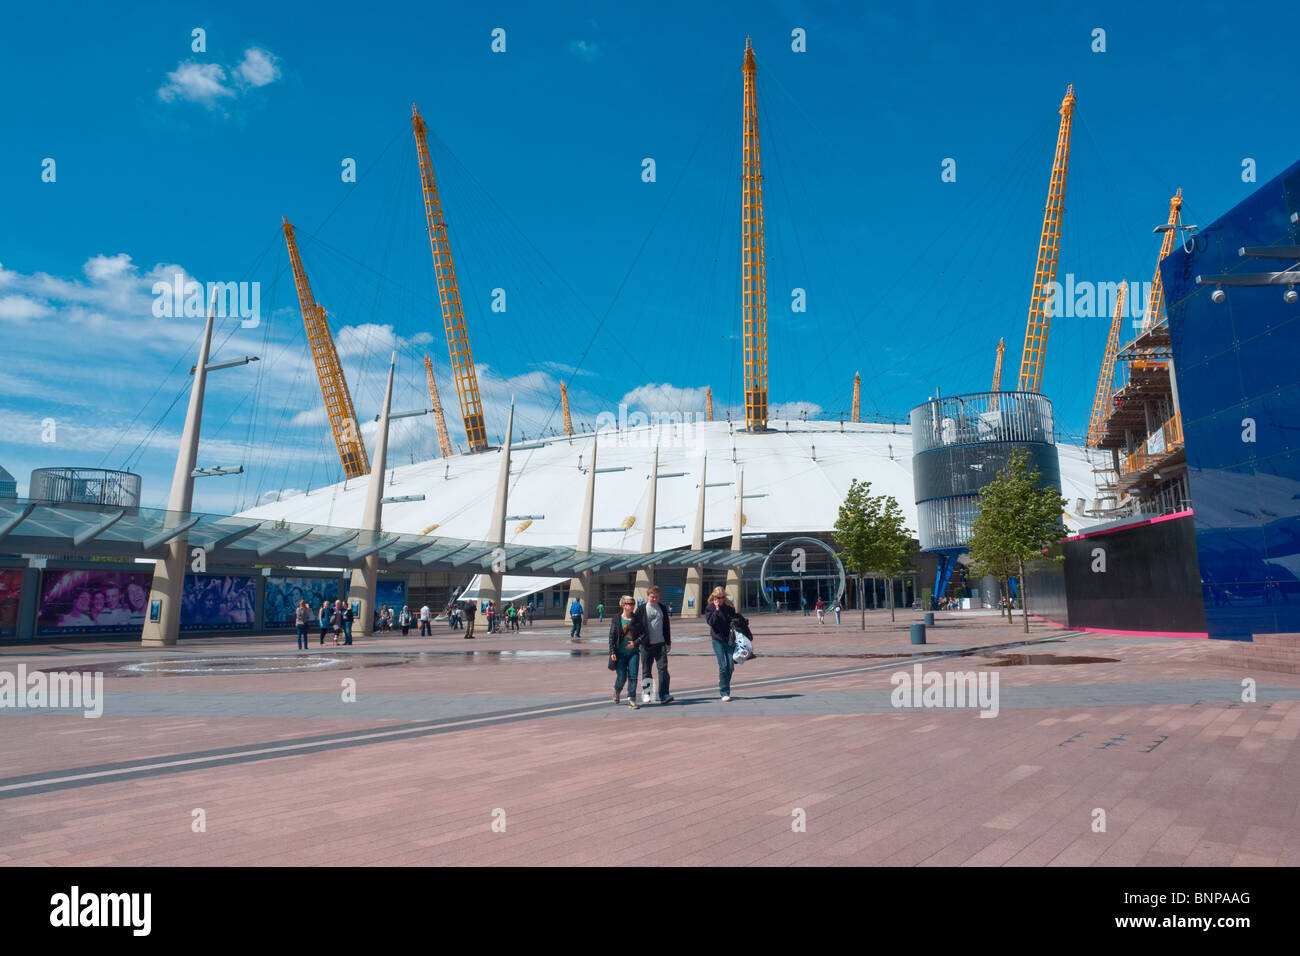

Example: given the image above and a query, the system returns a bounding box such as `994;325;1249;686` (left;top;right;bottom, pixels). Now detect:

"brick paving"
1;609;1298;865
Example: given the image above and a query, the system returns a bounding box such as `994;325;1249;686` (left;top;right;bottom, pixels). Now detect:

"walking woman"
608;595;641;709
294;600;311;650
705;586;740;701
318;601;331;645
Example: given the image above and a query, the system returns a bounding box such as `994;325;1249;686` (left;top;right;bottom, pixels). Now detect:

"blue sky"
1;0;1295;512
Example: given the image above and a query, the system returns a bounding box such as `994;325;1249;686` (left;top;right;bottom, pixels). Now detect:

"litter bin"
910;623;926;645
924;612;934;626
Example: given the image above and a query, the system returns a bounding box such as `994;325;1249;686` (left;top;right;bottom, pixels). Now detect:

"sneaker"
628;698;639;709
721;695;731;702
612;692;620;704
660;695;674;704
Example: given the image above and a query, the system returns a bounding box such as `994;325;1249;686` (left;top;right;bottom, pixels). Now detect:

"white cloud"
569;39;601;61
236;47;280;87
158;62;235;106
769;400;825;419
619;383;710;412
157;46;281;110
0;295;51;322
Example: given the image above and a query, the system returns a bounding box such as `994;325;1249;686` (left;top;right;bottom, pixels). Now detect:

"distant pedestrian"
506;602;518;632
294;600;311;650
815;597;826;624
569;596;584;639
318;601;330;645
399;605;413;636
832;597;842;625
343;602;354;645
463;600;477;639
801;595;809;616
525;602;535;626
419;603;431;637
331;600;344;646
597;602;604;622
609;595;641;709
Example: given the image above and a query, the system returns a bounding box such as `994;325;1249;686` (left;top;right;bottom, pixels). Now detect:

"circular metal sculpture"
758;535;847;606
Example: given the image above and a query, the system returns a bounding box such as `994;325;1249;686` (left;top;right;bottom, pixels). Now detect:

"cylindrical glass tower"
910;391;1061;551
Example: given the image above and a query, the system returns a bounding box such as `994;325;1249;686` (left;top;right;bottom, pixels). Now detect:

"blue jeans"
296;625;308;650
344;622;353;645
833;609;841;624
614;652;639;695
712;637;735;697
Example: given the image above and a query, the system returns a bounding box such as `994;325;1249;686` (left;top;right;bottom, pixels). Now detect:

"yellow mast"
1017;84;1076;393
561;381;574;436
851;372;860;423
281;216;369;479
706;386;714;422
741;38;768;431
1141;189;1183;332
1087;283;1127;447
991;338;1005;392
412;104;489;452
423;355;453;457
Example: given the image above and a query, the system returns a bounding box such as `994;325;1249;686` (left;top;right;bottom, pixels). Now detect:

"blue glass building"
1163;159;1300;640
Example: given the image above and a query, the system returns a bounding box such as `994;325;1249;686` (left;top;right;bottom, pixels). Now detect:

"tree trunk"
1018;560;1029;633
860;576;866;630
888;577;895;622
1004;578;1013;623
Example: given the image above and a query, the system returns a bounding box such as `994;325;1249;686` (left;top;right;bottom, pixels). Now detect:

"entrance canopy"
0;498;763;577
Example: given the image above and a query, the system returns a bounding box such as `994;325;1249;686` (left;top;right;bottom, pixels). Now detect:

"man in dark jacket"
462;600;476;639
633;586;673;703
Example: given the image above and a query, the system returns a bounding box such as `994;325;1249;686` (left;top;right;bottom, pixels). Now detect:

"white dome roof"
237;420;1101;550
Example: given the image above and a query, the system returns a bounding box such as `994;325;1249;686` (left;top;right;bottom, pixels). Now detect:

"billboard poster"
181;574;255;630
36;569;154;635
1;568;23;638
265;576;344;629
373;579;407;627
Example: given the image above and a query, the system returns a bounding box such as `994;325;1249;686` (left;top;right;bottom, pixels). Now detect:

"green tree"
966;447;1067;633
833;479;915;626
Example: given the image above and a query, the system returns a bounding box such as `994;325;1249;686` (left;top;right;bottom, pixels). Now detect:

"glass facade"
910;391;1061;551
1163;158;1300;640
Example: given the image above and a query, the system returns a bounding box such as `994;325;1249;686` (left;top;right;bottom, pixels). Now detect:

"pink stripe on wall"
1064;509;1195;542
1032;614;1209;639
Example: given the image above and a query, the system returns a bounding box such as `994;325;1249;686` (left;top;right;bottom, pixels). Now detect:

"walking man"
634;585;672;704
463;600;476;639
569;595;583;639
419;603;431;637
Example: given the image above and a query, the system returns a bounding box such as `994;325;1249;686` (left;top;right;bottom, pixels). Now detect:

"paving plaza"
2;610;1298;867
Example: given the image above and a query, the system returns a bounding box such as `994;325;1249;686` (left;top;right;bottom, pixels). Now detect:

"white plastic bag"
733;632;753;665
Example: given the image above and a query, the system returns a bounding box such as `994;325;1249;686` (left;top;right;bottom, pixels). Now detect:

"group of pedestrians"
293;599;354;649
607;586;673;708
607;585;747;707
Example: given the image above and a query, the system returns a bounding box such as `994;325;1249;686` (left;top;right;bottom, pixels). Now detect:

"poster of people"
36;569;154;635
1;568;23;638
374;580;407;627
181;574;255;630
264;576;344;628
